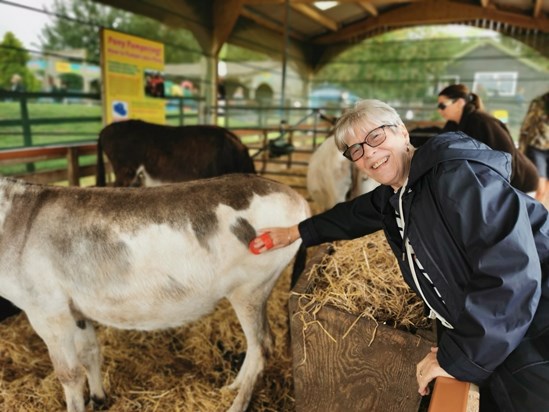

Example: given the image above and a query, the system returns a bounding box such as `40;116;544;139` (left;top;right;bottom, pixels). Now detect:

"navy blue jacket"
299;132;549;385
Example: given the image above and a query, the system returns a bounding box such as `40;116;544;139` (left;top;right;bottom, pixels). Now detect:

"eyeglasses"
437;100;455;110
342;124;395;162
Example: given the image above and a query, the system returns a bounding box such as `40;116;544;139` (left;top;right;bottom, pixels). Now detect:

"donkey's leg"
74;319;106;409
26;309;87;412
225;274;277;412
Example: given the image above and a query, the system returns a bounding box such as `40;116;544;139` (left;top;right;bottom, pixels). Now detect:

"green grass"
0;101;103;149
0;101;201;177
0;101;324;178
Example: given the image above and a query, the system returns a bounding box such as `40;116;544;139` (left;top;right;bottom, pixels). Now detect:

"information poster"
100;28;165;124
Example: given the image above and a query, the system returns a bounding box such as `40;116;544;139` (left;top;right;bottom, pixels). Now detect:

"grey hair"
333;99;404;152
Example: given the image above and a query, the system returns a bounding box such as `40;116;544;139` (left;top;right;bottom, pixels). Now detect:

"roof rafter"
357;2;378;16
533;0;542;18
243;0;418;4
240;6;308;41
291;3;339;31
212;0;245;53
313;0;548;44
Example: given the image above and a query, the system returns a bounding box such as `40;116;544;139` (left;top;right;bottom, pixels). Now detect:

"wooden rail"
0;128;311;187
0;142;98;186
429;377;479;412
0;126;316;187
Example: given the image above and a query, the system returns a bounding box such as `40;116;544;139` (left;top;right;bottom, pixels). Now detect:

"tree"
39;0;202;64
0;32;40;91
315;26;478;103
39;0;131;63
120;15;202;64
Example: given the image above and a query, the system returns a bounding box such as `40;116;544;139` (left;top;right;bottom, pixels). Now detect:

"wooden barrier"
290;246;479;412
289;246;437;412
429;377;479;412
0;142;98;186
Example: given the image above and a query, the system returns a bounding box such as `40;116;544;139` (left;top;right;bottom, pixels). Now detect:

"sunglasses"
437;100;456;110
342;124;396;162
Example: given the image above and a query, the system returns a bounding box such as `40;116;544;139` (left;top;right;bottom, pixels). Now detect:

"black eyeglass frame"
437;99;455;111
342;124;396;162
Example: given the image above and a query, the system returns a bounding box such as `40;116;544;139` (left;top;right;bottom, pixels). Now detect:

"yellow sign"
492;110;509;123
100;28;165;125
55;61;72;73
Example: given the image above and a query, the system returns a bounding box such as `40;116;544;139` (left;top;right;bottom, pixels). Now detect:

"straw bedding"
0;268;295;411
295;231;431;334
0;168;427;411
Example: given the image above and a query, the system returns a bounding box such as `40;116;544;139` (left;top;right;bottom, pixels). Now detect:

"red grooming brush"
249;232;273;254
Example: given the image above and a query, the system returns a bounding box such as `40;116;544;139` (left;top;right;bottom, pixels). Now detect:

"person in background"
519;92;549;202
437;83;538;194
251;99;549;412
10;73;24;92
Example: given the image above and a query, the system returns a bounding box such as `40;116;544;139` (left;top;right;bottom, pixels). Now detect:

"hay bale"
298;231;430;331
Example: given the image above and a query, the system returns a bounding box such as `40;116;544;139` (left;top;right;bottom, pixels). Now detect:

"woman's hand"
249;225;300;254
416;347;455;395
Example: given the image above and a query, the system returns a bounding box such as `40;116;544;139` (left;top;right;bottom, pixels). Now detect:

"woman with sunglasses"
437;84;538;194
251;99;549;412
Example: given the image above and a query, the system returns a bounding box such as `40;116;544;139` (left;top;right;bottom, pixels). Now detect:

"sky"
0;0;56;49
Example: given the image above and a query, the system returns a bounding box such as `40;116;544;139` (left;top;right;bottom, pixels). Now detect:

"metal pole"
280;0;290;113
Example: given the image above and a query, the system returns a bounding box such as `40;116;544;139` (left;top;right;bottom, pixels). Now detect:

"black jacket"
299;132;549;386
457;110;539;193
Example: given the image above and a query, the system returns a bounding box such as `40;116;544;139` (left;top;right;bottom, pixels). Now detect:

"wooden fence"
0;125;328;187
0;142;98;186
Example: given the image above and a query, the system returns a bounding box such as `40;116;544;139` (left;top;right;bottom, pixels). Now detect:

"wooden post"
66;147;80;186
286;130;294;169
19;93;35;173
312;109;319;149
261;130;268;173
179;97;184;126
428;377;479;412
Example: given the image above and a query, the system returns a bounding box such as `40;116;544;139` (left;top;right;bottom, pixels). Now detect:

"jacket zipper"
398;180;454;329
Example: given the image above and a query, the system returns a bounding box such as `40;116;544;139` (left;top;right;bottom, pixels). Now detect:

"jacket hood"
408;131;512;187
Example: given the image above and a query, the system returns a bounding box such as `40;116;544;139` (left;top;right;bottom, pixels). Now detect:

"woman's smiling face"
346;122;413;191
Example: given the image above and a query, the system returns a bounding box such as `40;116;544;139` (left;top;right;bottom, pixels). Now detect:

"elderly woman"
251;99;549;412
437;84;538;194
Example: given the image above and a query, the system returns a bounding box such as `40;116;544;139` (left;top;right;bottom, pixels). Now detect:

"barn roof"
93;0;548;70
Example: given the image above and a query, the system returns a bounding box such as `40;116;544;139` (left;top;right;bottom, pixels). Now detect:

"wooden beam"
240;7;308;41
243;0;418;3
0;143;97;163
212;0;245;54
480;0;490;8
428;377;479;412
372;0;421;4
533;0;542;18
313;0;549;44
357;2;378;17
67;147;81;187
291;3;339;31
